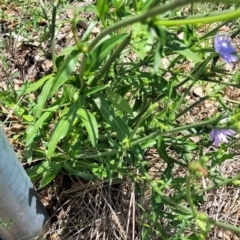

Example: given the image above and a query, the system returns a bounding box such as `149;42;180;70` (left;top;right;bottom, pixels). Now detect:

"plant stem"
186;175;198;217
138;162;192;214
51;1;58;72
209;219;240;234
74;149;119;159
155;8;240;26
195;174;240;195
176;84;226;119
131;115;220;146
129;102;159;142
140;162;240;234
74;115;221;160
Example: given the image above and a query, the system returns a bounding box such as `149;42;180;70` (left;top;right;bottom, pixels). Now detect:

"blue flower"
210;128;235;147
214;33;238;64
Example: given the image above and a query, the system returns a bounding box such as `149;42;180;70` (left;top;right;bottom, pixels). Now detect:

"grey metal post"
0;127;50;240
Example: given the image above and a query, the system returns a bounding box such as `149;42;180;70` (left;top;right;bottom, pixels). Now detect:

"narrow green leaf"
24;74;52;94
112;0;124;11
26;148;33;164
152;41;162;74
139;0;155;11
48;49;80;99
168;40;202;62
96;0;109;27
77;107;98;147
63;161;94;179
58;45;78;56
47;104;77;159
157;136;173;164
38;163;63;189
86;33;128;72
94;95;129;141
106;89;133;116
90;34;131;85
33;77;54;118
25;105;59;145
82;21;98;41
26;161;50;182
86;84;110;96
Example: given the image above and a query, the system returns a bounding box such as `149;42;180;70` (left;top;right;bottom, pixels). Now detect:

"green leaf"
24;74;53;94
86;33;128;72
82;21;98;41
106;89;133;116
92;163;108;178
157;136;174;164
96;0;109;27
33;77;54;118
86;84;110;96
26;148;33;164
38;163;63;189
77;107;98;147
153;75;177;99
58;45;79;56
132;23;153;60
63;161;94;179
152;41;162;74
47;104;77;159
25;105;59;146
139;0;155;11
48;49;80;99
94;95;129;141
26;161;50;182
112;0;124;11
167;40;202;62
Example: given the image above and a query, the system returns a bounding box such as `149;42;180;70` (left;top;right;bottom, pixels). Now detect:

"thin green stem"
209;219;240;234
186;175;198;217
155;7;240;26
200;20;231;40
71;18;86;90
140;162;240;234
221;97;240;104
129;102;158;142
195;174;240;195
51;1;58;72
74;149;119;159
191;3;194;15
138;162;192;214
199;79;240;87
190;3;194;32
74;115;220;160
176;84;226;120
131;115;220;147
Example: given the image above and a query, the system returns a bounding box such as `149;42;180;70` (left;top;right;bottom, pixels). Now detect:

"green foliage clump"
2;0;240;238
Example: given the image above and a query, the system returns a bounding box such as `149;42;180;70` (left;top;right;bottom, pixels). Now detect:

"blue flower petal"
219;52;238;64
214;33;238;64
210;128;235;147
221;44;236;54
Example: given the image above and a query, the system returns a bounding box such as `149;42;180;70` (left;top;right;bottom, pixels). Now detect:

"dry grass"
40;176;141;239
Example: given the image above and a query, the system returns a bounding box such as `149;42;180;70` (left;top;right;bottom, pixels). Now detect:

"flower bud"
200;156;209;165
